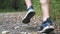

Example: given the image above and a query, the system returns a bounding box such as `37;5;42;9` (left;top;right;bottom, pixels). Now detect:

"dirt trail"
0;12;60;34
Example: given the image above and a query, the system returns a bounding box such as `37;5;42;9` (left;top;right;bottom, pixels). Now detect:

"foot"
38;18;54;33
22;6;35;24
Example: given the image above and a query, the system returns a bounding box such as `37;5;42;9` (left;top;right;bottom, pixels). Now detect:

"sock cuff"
26;6;33;11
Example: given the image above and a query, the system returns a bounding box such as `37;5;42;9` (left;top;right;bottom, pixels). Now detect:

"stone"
2;31;9;34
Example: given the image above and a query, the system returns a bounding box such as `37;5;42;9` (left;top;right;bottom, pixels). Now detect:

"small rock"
21;32;30;34
14;26;19;29
21;32;24;34
2;31;9;34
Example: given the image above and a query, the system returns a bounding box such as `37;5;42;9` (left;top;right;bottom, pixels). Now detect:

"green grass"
0;9;16;13
32;0;60;25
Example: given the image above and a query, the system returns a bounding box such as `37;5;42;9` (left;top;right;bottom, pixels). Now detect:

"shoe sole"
23;12;35;24
44;28;54;33
38;26;54;33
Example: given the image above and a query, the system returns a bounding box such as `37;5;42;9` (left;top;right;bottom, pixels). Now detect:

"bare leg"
38;0;54;33
40;0;50;21
25;0;32;9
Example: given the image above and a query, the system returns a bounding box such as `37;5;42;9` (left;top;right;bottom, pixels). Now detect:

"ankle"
26;6;34;11
43;16;50;21
27;6;33;9
43;18;51;22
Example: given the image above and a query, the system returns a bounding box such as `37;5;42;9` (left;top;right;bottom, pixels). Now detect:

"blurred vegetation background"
0;0;60;24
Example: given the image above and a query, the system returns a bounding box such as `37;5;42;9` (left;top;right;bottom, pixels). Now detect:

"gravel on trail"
0;12;60;34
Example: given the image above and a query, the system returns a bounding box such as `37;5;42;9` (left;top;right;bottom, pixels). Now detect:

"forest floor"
0;12;60;34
